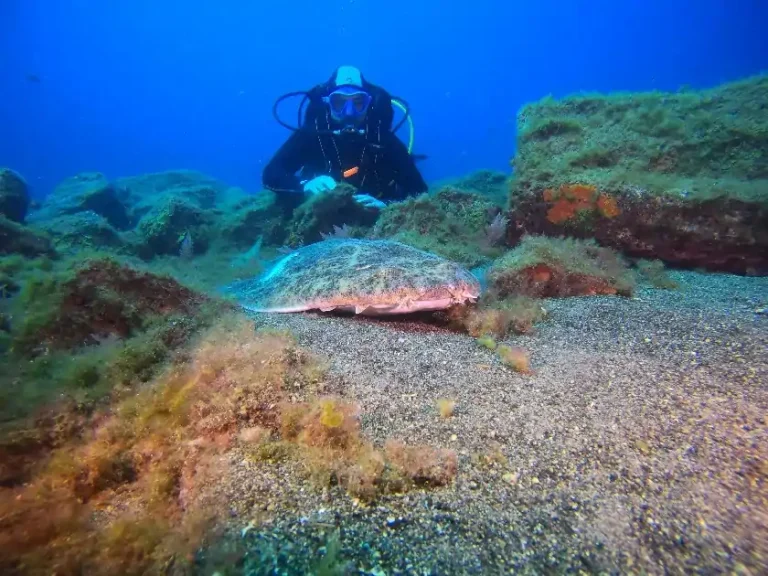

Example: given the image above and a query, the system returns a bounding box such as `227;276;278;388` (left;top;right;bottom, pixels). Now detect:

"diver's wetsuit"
263;80;428;213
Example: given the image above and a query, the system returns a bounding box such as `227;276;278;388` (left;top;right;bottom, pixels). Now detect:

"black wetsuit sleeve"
383;133;428;200
262;130;309;193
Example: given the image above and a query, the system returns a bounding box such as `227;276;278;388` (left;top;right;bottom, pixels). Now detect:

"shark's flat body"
223;238;480;315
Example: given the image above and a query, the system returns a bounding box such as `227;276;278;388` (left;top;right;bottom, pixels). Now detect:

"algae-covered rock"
0;215;55;257
451;169;509;207
115;169;230;222
116;170;249;256
11;258;208;355
219;190;286;248
34;211;133;254
0;256;225;431
0;168;30;223
115;169;227;204
28;172;130;230
136;196;212;256
509;75;768;275
488;235;635;298
285;184;378;246
0;255;30;300
372;186;506;268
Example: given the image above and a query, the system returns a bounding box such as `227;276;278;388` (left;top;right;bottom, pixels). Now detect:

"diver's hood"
329;65;365;90
320;66;379;101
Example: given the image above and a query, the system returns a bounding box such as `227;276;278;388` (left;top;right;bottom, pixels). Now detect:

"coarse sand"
205;270;767;575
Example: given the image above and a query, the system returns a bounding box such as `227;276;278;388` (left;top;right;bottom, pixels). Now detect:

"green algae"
488;235;636;297
448;169;510;207
635;259;680;289
476;334;498;350
0;254;224;423
217;189;286;249
1;304;221;424
371;186;505;268
284;184;378;246
512;74;768;205
0;214;55;257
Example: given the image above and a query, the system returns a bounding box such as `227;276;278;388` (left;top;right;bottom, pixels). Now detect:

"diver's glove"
302;175;337;195
353;194;386;210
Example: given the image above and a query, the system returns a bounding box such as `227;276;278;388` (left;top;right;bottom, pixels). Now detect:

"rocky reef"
487;235;636;299
284;183;379;246
0;165;516;420
372;185;507;268
1;166;500;273
0;215;54;257
508;75;768;275
0;73;766;575
0;168;30;223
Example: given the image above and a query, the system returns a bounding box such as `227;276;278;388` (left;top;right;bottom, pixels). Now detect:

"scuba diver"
263;65;428;214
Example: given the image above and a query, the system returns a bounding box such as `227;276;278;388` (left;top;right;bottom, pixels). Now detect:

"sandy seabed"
207;270;767;575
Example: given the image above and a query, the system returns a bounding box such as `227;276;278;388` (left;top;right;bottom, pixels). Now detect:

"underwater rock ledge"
508;75;768;275
508;189;768;275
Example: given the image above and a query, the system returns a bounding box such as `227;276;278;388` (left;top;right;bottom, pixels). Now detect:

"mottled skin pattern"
225;239;481;315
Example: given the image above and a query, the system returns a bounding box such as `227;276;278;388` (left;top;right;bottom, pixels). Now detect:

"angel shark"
222;238;481;316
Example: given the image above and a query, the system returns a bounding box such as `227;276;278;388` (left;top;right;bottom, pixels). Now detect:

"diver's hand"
303;175;337;195
353;194;386;210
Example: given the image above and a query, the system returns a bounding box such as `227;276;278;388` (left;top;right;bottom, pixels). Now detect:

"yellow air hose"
391;99;415;154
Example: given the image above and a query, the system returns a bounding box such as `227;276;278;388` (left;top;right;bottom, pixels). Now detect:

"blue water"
2;0;767;200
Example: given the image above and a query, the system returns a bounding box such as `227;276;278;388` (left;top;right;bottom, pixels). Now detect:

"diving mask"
324;88;372;122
